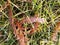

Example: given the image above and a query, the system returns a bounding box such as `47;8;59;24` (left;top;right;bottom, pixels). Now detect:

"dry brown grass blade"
51;22;60;41
7;0;26;45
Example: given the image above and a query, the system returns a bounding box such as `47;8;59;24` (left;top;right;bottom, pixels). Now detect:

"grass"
0;0;60;45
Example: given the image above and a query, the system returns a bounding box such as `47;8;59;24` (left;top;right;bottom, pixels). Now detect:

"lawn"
0;0;60;45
